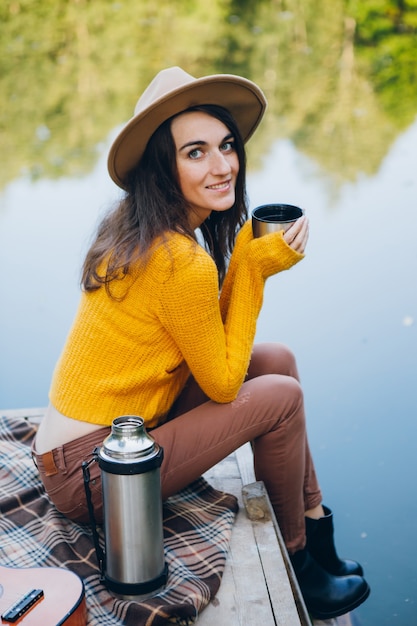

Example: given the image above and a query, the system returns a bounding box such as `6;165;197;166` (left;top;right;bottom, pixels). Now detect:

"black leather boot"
305;505;364;576
290;546;370;620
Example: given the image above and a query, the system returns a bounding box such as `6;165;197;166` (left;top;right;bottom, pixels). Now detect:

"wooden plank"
202;450;305;626
235;442;255;484
200;470;297;625
242;481;310;626
235;444;309;624
234;443;361;626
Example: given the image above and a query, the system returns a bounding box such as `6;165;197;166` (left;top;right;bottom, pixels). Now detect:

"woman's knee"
249;343;299;379
245;373;304;423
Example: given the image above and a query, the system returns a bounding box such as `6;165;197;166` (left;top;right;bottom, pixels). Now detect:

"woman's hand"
283;215;309;254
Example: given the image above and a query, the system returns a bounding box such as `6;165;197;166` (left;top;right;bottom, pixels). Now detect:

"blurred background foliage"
1;0;416;189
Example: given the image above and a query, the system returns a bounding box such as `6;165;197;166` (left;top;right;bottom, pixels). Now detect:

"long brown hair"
82;104;248;296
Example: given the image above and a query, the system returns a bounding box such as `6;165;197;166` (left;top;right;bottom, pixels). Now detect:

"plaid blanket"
0;416;238;625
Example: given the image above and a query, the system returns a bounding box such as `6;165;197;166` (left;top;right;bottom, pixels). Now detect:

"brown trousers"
33;343;322;553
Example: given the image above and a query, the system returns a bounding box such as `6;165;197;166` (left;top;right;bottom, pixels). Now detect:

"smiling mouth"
207;180;231;190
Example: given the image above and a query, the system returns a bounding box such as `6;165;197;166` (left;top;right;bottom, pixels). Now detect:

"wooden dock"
2;408;358;626
201;444;358;626
201;443;310;625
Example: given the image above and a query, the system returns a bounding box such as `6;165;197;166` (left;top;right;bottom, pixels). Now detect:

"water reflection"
2;0;416;188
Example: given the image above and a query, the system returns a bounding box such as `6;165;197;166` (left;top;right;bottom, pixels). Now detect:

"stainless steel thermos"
97;415;168;600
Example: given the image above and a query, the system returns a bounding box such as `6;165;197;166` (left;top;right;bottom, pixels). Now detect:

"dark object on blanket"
0;415;238;626
0;564;86;625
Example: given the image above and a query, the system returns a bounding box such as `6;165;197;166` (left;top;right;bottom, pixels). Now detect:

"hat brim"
108;74;267;189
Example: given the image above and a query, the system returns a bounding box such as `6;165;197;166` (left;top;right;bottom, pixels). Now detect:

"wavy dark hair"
82;104;248;296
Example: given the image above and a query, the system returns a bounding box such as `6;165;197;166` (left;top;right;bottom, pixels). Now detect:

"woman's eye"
188;148;203;159
221;141;234;152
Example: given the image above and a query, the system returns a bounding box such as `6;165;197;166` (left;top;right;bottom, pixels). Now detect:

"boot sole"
308;582;371;620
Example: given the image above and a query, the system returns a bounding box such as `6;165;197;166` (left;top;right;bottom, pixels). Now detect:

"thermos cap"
100;415;158;463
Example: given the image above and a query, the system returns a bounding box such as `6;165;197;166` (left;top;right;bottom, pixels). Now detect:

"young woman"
34;67;370;619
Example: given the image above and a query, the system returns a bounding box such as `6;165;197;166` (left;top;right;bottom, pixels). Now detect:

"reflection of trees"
349;0;417;125
0;0;229;187
0;0;416;189
219;0;416;181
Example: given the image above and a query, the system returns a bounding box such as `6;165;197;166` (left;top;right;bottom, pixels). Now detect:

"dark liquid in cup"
253;204;303;223
263;211;293;222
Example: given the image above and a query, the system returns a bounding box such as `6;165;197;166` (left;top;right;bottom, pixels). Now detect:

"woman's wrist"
246;230;304;279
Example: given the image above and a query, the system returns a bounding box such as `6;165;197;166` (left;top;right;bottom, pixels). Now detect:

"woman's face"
171;110;239;229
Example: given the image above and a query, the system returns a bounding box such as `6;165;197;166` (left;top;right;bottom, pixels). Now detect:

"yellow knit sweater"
50;220;303;428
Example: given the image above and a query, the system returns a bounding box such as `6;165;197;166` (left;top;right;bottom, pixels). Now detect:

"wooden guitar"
0;565;86;625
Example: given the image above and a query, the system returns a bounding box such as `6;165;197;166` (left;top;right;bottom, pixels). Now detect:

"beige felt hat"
107;66;267;189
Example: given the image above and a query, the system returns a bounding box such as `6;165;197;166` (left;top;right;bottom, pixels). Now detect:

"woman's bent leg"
245;343;322;514
156;342;321;552
239;345;370;618
153;370;315;554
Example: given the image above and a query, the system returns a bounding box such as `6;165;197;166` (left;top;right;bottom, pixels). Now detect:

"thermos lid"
100;415;158;463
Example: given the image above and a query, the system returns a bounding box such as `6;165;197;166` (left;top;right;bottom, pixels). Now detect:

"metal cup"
252;203;303;238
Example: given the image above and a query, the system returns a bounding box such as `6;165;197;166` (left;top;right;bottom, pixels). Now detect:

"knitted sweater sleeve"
156;224;303;403
219;220;254;322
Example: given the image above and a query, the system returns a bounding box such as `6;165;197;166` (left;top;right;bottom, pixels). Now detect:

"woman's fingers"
283;216;309;254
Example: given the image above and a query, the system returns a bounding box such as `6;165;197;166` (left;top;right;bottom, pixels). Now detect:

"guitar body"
0;565;86;625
